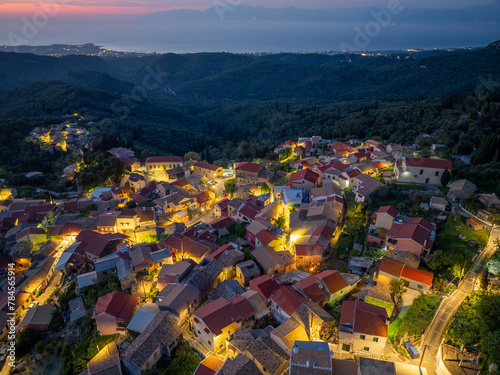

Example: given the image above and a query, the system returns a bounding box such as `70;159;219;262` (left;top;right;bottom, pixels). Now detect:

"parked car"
404;342;420;359
223;172;234;178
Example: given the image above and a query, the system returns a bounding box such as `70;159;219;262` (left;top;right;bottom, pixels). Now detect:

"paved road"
418;226;500;374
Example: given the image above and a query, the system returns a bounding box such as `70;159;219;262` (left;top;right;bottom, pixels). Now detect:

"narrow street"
417;226;500;374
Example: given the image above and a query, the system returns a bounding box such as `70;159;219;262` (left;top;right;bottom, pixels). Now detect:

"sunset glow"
0;0;495;17
0;3;207;16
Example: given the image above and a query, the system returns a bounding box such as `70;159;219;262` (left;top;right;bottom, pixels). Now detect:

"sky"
0;0;496;16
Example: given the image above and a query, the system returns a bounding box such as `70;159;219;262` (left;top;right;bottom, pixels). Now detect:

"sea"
0;16;498;54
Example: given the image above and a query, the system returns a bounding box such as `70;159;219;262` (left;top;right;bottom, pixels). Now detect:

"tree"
184;151;201;161
272;216;286;230
16;329;40;358
261;183;270;194
224;178;236;198
390;279;405;316
143;234;160;243
441;168;451;187
126;200;137;209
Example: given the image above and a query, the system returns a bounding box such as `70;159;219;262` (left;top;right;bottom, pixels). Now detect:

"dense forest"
0;42;500;194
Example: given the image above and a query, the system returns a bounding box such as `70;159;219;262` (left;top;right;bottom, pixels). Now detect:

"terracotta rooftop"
193;298;242;335
93;292;139;321
403;157;452;170
194;161;220;172
340;300;388;337
287;169;320;185
235;162;262;174
208;216;232;230
373;205;399;219
377;257;405;278
249;275;279;302
237;203;261;220
401;265;434;286
293;276;326;304
314;270;348;295
269;286;308;316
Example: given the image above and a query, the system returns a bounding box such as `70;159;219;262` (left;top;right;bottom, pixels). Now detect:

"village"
0;125;499;375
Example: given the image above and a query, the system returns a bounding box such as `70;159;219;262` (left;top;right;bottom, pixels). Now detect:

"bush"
16;329;40;358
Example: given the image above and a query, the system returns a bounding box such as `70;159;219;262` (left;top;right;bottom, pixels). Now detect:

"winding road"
417;226;500;374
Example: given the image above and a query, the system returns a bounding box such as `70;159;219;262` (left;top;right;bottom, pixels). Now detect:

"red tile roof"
193;298;242;335
249;275;279;302
316;160;348;173
293;276;326;303
314;270;348;294
194;191;211;205
255;230;280;246
312;225;335;240
194;357;224;375
146;156;183;163
229;295;255;320
94;292;139;321
404;217;434;232
208;244;235;260
294;244;309;256
238;203;261;221
208;216;233;230
170;178;190;188
377;257;405;278
340;300;388;337
269;286;308;316
215;199;230;210
235;162;262;174
139;181;157;196
386;218;433;248
287;169;320;186
353;151;371;160
403;157;452;170
331;142;351;153
373;206;399;219
345;169;361;178
194;161;221;172
401;266;433;286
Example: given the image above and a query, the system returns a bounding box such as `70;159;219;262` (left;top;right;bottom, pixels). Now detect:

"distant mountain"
0;52;116;92
142;2;500;24
0;41;499;103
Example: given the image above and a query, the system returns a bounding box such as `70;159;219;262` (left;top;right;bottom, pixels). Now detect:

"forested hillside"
0;42;499;194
